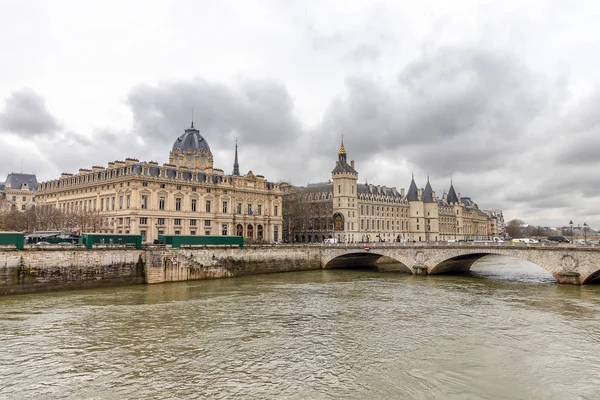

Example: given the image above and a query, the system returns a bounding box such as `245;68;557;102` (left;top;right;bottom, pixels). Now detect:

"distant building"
0;173;38;211
484;209;506;237
282;139;494;243
36;121;283;242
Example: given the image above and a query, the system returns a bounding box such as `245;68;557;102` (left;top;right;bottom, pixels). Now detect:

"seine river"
1;256;600;399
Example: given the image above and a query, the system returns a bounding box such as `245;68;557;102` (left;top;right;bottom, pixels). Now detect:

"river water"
1;256;600;399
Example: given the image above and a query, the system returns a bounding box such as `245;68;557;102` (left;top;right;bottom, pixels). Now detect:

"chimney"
351;160;355;168
401;188;405;197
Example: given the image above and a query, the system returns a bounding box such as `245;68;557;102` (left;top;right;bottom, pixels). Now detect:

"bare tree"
506;219;525;238
282;189;313;242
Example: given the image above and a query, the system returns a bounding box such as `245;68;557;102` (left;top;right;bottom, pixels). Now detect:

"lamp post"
584;222;588;244
569;220;573;244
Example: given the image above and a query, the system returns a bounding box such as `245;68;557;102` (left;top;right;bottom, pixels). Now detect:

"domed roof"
172;122;212;155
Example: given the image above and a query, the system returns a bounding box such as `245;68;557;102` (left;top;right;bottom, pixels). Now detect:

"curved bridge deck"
316;242;600;285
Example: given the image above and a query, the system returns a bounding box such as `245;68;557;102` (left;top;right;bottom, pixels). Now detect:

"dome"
172;122;212;155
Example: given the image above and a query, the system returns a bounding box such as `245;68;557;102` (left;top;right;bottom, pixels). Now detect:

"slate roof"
172;122;212;155
304;182;333;194
447;183;459;203
461;197;475;207
406;177;419;201
331;161;358;174
0;182;4;193
357;184;402;198
4;173;38;191
423;180;434;203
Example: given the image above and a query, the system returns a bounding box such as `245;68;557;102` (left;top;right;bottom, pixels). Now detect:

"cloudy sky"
0;0;599;228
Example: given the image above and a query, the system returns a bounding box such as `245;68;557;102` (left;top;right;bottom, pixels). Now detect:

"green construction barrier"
83;234;142;249
0;232;25;249
158;235;244;248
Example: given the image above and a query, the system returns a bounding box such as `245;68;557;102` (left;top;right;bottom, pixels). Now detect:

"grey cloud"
0;88;62;136
556;88;600;166
344;43;381;64
127;78;302;151
315;46;551;175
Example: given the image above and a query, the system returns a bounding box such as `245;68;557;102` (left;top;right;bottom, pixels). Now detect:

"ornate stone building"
36;122;283;243
282;140;492;243
0;173;38;211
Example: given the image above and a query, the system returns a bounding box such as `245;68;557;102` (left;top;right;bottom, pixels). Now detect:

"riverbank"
0;246;323;296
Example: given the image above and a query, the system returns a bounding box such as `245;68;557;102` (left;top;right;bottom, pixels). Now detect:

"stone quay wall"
0;245;323;295
0;247;146;295
145;245;322;284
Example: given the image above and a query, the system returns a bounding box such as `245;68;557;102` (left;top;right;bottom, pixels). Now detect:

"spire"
233;138;240;176
338;133;347;163
191;109;195;129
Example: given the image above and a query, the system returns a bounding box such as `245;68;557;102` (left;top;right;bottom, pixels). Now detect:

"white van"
323;238;338;244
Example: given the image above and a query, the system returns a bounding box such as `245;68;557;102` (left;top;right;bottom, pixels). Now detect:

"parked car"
548;236;570;243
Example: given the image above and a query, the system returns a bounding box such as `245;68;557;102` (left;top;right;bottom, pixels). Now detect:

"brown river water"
1;255;600;399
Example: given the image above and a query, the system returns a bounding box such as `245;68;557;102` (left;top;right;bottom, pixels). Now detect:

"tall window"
141;196;148;209
274;205;278;216
248;204;253;215
176;198;182;211
126;195;130;209
222;201;228;213
222;223;228;235
206;200;211;212
190;219;197;226
204;220;211;227
191;199;197;212
119;196;123;209
257;204;262;215
159;197;166;210
174;218;181;226
274;226;279;242
236;203;242;214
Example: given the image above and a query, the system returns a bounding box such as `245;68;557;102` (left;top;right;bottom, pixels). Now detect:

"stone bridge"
319;243;600;285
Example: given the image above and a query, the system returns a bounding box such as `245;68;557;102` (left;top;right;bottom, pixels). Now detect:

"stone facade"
282;140;493;244
0;173;37;211
35;122;283;243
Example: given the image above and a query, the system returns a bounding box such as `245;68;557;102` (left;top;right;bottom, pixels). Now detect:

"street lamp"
569;220;573;244
584;222;588;244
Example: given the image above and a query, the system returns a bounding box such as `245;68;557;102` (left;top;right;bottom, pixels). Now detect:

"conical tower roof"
406;174;419;201
447;181;459;204
423;176;434;203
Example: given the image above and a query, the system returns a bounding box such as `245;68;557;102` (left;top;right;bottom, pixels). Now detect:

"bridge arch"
426;250;589;284
319;245;600;285
324;252;412;274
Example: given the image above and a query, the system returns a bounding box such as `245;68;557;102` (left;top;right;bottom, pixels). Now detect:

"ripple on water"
1;264;600;399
